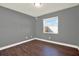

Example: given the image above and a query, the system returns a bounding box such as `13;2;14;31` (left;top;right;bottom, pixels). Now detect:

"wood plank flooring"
0;40;79;56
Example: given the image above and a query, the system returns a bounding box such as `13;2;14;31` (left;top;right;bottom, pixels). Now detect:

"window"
43;16;58;34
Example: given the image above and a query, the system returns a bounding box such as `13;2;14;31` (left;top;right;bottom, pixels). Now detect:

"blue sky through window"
43;16;58;34
45;16;58;26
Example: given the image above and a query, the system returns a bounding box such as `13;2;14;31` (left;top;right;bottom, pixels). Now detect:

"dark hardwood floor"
0;40;79;56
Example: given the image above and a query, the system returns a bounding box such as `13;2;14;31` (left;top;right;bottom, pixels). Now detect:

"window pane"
43;16;58;34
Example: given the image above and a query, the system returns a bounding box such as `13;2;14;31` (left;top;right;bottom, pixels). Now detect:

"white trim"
34;38;79;50
0;38;35;50
0;38;79;51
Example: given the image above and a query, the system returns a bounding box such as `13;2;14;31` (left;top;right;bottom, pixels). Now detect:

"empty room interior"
0;3;79;56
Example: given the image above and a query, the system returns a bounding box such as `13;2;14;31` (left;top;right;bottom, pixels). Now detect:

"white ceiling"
0;3;78;17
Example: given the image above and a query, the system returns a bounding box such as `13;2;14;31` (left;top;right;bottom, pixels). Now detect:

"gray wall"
0;6;35;47
36;6;79;46
0;5;79;47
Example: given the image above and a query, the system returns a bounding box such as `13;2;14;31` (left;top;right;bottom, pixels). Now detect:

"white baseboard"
34;38;79;50
0;38;79;51
0;38;35;50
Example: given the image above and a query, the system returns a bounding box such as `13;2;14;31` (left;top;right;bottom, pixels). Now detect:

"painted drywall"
0;6;35;47
35;5;79;46
0;5;79;48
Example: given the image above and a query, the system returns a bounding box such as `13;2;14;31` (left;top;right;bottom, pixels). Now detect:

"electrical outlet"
48;36;52;40
25;36;28;39
30;36;32;38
